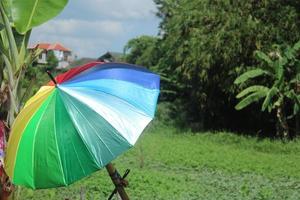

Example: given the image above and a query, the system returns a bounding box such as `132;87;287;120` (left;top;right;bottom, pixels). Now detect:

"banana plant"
234;41;300;138
0;0;68;126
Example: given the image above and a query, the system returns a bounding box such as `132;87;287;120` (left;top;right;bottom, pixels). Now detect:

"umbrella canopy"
4;62;160;189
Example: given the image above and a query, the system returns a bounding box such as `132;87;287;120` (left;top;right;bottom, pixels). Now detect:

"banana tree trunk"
276;105;289;138
7;85;20;127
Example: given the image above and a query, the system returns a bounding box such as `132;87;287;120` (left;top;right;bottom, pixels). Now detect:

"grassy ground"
17;124;300;199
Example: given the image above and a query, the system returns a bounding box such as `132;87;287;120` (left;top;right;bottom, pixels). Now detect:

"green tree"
124;35;159;67
235;42;300;138
152;0;300;132
0;0;68;126
46;51;59;71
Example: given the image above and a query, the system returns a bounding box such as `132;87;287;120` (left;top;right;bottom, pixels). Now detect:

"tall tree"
153;0;300;132
124;35;159;67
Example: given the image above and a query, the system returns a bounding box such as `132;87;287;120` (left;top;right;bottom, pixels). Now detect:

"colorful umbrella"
4;62;160;189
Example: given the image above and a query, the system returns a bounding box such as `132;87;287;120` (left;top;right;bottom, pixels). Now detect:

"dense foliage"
124;36;159;67
125;0;300;137
235;43;300;138
46;51;59;71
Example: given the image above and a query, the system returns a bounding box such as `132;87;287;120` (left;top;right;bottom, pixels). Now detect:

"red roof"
29;43;71;52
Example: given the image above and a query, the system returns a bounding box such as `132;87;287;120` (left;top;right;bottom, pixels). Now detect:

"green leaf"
255;51;272;65
274;60;284;80
294;104;299;115
16;30;31;74
234;69;267;84
284;47;294;60
0;3;19;71
235;90;268;110
274;96;283;107
262;87;278;111
11;0;68;34
1;0;12;20
289;91;300;106
236;85;269;99
0;38;9;55
292;40;300;52
0;23;4;31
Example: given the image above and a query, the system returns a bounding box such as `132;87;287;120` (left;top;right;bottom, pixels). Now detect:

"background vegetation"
124;0;300;138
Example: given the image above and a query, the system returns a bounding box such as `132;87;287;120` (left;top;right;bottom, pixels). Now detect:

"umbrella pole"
106;163;129;200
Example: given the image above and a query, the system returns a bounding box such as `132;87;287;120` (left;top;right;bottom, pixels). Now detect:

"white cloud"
31;33;112;58
70;0;157;20
30;19;126;57
29;0;159;58
34;19;124;37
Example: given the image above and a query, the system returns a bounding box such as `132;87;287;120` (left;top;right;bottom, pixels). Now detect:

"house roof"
97;51;123;62
29;43;71;52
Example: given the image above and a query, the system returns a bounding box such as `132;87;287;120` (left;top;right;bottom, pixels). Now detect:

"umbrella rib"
79;87;153;144
60;93;104;167
31;93;55;189
62;92;116;165
64;85;154;118
93;87;154;117
59;86;149;145
69;136;88;176
53;94;67;185
57;91;98;176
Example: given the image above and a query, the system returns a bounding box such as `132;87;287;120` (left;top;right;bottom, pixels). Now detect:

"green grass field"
17;124;300;199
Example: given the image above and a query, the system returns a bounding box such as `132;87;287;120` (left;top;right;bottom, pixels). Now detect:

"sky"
29;0;160;58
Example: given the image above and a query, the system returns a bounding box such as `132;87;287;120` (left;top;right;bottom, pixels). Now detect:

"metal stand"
106;163;130;200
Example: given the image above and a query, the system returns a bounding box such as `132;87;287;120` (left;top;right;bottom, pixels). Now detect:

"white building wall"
37;52;47;64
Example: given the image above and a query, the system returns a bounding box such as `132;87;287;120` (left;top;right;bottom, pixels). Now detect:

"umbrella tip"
46;70;57;85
